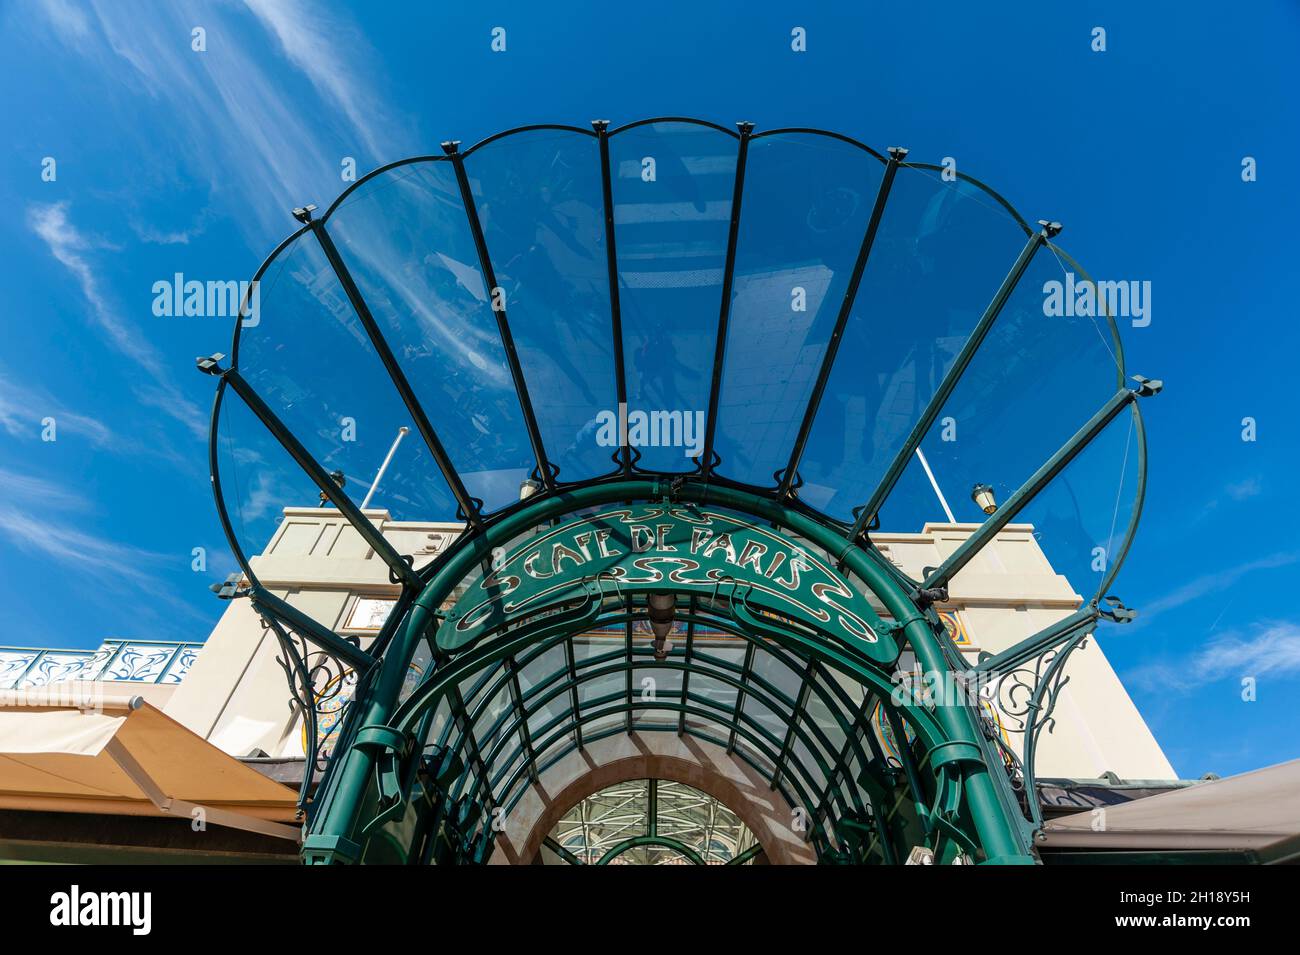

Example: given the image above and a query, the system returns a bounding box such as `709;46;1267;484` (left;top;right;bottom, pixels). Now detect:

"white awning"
0;693;300;841
1042;758;1300;852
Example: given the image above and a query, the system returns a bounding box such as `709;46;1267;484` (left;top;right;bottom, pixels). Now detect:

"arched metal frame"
200;118;1156;864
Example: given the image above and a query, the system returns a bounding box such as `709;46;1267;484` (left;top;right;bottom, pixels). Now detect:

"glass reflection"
798;166;1031;517
466;130;617;482
325;161;536;512
714;133;884;486
546;778;758;864
230;234;456;523
607;122;738;472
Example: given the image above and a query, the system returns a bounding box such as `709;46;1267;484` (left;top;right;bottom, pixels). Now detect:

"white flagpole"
360;427;410;510
914;447;957;523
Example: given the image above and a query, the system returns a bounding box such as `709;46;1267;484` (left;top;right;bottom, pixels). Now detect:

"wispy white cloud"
29;203;156;374
27;202;209;441
1191;475;1268;525
33;0;91;43
35;0;410;240
1131;550;1300;627
241;0;399;160
1126;620;1300;693
0;365;200;476
0;467;211;628
1225;476;1262;501
0;476;213;626
0;367;115;447
0;466;89;512
0;506;162;579
129;216;209;246
240;469;280;522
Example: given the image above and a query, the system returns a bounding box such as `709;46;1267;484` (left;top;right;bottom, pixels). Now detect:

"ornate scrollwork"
991;640;1081;737
983;631;1092;832
261;614;364;813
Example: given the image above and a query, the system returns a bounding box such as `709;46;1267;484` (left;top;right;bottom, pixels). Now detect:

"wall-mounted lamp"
971;483;997;515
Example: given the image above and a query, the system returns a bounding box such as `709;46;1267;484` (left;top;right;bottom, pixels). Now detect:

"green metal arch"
304;480;1037;865
407;621;874;856
384;558;939;856
596;836;706;866
445;655;865;824
415;599;920;838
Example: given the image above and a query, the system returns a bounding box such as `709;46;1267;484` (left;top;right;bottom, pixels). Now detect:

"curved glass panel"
798;166;1032;518
230;234;457;523
325;161;535;512
983;406;1142;604
215;386;378;635
607;122;738;472
713;133;885;486
465;130;617;482
876;246;1127;573
215;383;321;570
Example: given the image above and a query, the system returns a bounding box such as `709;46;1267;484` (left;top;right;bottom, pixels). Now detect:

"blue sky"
1;1;1297;779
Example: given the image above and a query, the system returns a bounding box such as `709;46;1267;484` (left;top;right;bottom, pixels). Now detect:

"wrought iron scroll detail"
262;614;363;814
987;632;1092;833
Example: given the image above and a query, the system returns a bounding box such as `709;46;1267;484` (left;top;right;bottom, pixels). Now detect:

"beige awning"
1042;758;1300;854
0;693;300;841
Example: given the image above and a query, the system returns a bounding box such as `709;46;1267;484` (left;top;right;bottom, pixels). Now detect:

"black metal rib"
310;220;483;528
249;586;374;672
726;639;756;753
752;127;888;163
700;121;755;478
564;635;584;750
504;657;538;783
778;147;907;497
448;684;497;818
923;383;1140;591
677;600;696;735
624;601;634;734
443;140;557;492
607;116;740;137
818;689;884;812
593;120;631;475
773;656;815;791
848;222;1057;541
972;606;1098;675
221;366;421;590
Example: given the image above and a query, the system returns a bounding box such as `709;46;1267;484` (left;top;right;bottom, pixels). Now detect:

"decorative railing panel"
0;640;203;690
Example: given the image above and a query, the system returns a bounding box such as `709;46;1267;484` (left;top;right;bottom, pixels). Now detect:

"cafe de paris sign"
440;504;900;668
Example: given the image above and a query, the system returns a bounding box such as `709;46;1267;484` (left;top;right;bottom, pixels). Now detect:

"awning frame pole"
105;737;301;843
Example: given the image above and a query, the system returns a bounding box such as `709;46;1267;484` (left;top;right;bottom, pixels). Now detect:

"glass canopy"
203;118;1153;865
545;778;759;865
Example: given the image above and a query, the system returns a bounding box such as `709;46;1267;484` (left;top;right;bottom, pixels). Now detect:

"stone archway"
489;730;817;865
